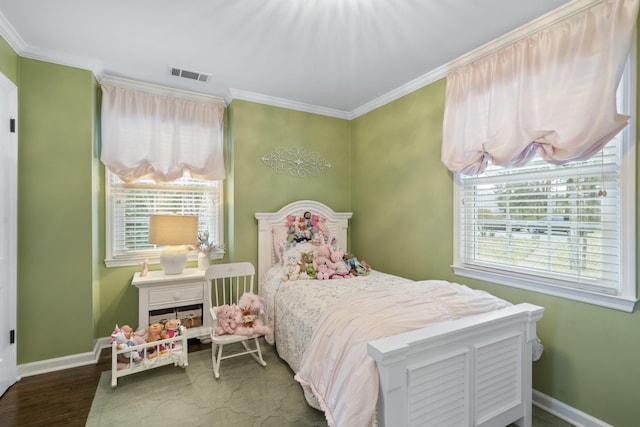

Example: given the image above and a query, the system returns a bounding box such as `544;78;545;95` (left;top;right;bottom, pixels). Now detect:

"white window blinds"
458;146;620;294
107;172;221;263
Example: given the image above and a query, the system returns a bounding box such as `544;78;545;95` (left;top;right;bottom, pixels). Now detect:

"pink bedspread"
294;280;511;427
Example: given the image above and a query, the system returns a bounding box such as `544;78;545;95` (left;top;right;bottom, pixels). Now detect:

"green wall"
93;99;352;336
3;29;639;427
17;58;97;361
227;100;351;266
350;72;640;427
0;37;17;84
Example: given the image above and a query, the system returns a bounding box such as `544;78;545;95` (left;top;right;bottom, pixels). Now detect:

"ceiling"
0;0;586;117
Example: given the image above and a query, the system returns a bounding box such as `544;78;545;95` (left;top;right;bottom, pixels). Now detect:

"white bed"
255;200;544;427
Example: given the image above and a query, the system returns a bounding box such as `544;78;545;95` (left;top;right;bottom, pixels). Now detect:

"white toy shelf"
111;333;189;387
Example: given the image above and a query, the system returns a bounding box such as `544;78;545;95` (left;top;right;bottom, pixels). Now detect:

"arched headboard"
254;200;352;286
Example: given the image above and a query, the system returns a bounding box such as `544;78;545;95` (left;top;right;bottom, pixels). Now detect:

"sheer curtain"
101;84;225;183
442;0;639;176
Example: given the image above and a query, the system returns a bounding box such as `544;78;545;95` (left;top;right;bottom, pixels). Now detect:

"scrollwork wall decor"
260;146;331;177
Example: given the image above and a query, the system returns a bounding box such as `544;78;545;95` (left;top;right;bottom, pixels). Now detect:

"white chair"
206;262;266;379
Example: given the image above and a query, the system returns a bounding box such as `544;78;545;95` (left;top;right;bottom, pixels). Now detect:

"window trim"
104;170;224;268
451;51;637;313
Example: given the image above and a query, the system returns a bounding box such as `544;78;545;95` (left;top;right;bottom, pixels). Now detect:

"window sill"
105;251;224;268
452;265;637;313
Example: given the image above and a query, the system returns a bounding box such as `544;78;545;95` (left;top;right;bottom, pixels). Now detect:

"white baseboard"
17;337;111;378
533;389;613;427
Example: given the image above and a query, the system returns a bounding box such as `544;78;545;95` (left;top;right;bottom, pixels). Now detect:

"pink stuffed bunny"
330;247;350;278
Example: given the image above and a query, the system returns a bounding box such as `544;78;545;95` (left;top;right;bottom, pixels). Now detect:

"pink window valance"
441;0;639;175
100;84;225;183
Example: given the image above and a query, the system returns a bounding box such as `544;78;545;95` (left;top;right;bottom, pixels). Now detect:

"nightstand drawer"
148;284;204;307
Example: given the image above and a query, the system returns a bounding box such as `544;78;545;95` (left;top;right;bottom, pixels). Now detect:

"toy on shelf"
110;321;189;388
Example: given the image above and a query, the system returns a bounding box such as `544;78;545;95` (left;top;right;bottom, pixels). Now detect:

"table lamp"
148;214;198;275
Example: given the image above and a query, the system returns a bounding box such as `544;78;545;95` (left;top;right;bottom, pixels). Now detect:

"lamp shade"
149;215;198;246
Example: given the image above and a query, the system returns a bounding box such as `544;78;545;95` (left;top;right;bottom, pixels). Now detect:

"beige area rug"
87;341;328;427
88;340;572;427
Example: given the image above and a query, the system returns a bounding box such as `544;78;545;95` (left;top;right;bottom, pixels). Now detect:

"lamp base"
159;246;189;275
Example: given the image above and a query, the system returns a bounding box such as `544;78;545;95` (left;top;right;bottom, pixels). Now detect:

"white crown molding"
20;45;103;77
0;8;104;77
0;9;25;53
350;0;602;119
228;88;352;120
0;0;603;119
100;75;226;105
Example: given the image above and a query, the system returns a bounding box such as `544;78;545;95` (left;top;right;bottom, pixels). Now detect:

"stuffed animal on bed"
282;257;301;281
313;243;337;279
300;251;316;279
330;247;351;278
235;293;271;336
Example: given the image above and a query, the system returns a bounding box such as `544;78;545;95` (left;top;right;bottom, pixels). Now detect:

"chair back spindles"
205;262;265;379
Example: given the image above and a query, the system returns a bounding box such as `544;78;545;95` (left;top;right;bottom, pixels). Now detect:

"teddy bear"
111;324;144;366
235;293;271;336
214;304;241;336
145;322;168;358
300;251;316;279
282;257;301;281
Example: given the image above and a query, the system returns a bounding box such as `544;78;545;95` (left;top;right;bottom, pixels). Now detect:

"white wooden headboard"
254;200;352;286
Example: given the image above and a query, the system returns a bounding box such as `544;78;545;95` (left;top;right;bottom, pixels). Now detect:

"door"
0;71;17;397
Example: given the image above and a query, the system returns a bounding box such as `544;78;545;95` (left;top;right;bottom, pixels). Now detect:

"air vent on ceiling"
168;66;211;82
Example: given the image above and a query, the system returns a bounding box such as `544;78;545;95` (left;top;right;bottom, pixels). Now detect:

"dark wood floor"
0;339;209;427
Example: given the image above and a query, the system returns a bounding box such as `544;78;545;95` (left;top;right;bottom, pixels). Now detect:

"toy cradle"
111;334;188;387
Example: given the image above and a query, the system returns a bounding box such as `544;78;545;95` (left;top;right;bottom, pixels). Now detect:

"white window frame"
104;171;224;268
452;54;637;313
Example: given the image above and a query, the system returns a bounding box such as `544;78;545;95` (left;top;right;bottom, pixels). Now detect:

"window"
452;60;636;312
105;171;223;267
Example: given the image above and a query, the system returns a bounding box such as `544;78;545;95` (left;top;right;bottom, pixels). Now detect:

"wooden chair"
206;262;266;379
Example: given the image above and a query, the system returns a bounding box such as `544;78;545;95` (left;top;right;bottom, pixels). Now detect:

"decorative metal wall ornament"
260;146;331;177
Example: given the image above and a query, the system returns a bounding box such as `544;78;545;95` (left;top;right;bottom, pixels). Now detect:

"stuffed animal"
282;257;301;281
313;243;337;279
235;293;271;336
317;216;329;233
315;264;334;280
310;214;319;230
164;318;184;348
164;318;181;339
316;243;331;259
329;247;351;278
214;304;241;336
345;254;371;275
300;251;316;279
111;324;143;365
145;322;168;357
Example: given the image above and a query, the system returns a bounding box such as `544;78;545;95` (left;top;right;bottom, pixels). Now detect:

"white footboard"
367;303;544;427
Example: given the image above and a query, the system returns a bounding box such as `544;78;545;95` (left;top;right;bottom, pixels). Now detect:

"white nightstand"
132;267;212;341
